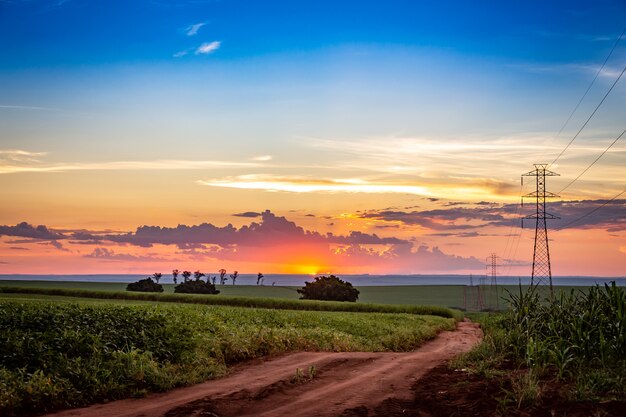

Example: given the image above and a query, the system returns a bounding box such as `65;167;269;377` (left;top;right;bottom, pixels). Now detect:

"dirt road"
47;321;482;417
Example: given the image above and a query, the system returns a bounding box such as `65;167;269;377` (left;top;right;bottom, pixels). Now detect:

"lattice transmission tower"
485;253;500;310
522;164;559;296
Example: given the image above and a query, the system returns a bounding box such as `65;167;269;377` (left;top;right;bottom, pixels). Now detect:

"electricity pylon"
522;164;559;296
485;253;500;310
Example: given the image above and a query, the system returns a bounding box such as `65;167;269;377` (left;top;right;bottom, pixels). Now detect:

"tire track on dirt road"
47;321;482;417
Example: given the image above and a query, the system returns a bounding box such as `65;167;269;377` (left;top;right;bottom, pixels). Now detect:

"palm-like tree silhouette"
257;272;264;285
230;271;239;285
194;270;205;281
219;269;227;285
182;270;191;282
152;272;162;284
172;269;179;284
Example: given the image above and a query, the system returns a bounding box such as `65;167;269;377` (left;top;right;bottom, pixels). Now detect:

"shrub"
174;280;220;294
126;278;163;293
297;275;360;302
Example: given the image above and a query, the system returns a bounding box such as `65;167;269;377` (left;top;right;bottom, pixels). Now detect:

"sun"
290;264;322;275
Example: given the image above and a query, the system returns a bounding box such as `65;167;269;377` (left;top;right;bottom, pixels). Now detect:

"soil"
369;362;626;417
45;321;482;417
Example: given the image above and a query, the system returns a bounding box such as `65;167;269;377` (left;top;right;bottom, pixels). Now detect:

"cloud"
233;211;262;218
40;240;70;252
552;199;626;232
198;175;433;195
0;152;262;174
2;211;486;272
185;22;206;36
357;198;626;232
195;41;221;55
0;222;65;240
0;105;61;112
251;155;272;161
357;207;509;231
84;248;169;262
173;49;190;58
0;149;47;164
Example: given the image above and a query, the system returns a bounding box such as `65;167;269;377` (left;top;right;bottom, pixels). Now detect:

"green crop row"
0;286;463;320
0;299;455;416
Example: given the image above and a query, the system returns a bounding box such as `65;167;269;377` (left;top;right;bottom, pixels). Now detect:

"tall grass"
455;282;626;401
0;286;462;320
504;282;625;397
0;300;454;415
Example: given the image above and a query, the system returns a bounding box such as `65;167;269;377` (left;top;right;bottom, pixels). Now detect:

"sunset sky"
1;0;625;277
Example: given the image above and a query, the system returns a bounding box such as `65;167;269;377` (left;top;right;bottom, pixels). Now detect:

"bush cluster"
174;280;220;294
126;278;163;293
297;275;360;302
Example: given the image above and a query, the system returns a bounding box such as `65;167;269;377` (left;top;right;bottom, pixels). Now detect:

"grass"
0;280;607;310
0;286;463;320
0;298;454;416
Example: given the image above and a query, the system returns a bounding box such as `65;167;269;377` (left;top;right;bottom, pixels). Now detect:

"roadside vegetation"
0;299;454;416
0;286;462;319
450;282;625;414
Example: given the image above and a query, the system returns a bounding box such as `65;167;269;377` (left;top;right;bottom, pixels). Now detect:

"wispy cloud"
185;22;206;36
195;41;221;55
173;49;190;58
0;151;264;174
0;105;62;112
509;62;623;79
198;174;433;195
0;150;47;163
251;155;272;161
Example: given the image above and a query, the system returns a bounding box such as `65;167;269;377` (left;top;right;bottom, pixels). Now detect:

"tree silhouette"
257;272;264;285
230;271;239;285
152;272;162;284
172;269;180;284
127;278;163;293
194;270;205;281
182;270;191;282
219;269;227;285
297;275;359;302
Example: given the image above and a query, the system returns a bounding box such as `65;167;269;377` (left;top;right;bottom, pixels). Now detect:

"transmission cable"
558;129;626;194
549;63;626;167
550;27;626;145
555;188;626;231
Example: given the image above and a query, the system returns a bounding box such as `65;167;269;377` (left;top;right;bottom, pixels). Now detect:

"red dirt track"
46;321;482;417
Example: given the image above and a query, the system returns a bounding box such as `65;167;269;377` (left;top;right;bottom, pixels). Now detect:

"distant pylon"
485;253;500;310
463;274;484;312
522;164;559;296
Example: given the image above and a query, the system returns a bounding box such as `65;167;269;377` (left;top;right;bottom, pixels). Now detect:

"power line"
555;188;626;231
549;63;626;167
558;129;626;194
501;183;523;262
550;27;626;144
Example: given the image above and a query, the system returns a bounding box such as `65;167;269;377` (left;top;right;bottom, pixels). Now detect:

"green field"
0;296;454;416
0;280;603;310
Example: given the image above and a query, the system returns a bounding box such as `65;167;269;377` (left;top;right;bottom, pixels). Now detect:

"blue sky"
1;0;625;67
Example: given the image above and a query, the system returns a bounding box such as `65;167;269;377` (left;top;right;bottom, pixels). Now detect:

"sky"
0;0;625;277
